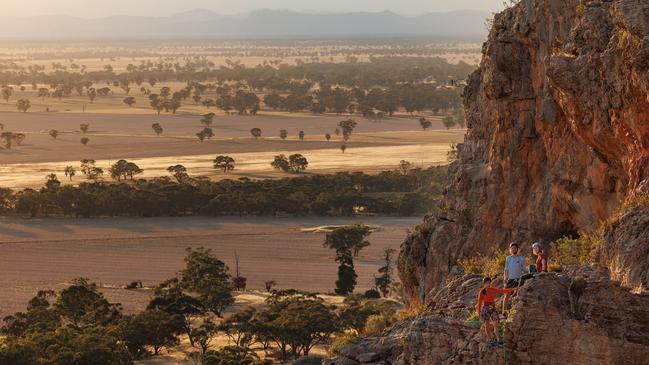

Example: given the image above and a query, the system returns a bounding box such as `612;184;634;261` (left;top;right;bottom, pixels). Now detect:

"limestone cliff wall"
399;0;649;302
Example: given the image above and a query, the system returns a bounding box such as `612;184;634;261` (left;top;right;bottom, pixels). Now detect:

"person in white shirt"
503;242;525;315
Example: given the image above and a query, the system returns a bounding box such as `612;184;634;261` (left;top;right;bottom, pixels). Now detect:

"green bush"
328;333;358;356
364;313;396;335
363;289;381;299
550;236;592;267
458;249;508;279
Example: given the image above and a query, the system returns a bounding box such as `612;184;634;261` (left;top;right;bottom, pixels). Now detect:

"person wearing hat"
532;242;548;273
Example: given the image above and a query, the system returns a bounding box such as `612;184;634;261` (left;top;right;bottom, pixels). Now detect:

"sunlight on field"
0;141;460;189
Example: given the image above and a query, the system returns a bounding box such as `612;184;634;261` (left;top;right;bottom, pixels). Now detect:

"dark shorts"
505;279;521;288
480;303;499;322
506;273;534;289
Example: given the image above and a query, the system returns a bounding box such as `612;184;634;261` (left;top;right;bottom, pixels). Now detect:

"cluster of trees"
0;247;400;364
263;83;461;118
0;165;447;218
271;154;309;174
0;57;471;91
0;57;468;119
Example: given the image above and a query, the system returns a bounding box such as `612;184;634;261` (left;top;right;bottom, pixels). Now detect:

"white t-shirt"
505;255;525;280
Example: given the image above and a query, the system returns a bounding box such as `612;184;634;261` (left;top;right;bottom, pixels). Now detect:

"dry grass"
0;109;464;189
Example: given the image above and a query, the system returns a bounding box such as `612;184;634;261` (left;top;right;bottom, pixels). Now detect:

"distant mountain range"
0;9;489;40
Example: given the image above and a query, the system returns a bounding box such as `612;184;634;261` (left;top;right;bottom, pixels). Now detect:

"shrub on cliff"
458;249;508;278
550;236;593;267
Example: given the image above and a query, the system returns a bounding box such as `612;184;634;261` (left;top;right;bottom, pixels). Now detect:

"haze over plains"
4;0;505;17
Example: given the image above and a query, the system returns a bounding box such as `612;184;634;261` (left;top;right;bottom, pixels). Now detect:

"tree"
109;159;143;181
419;117;432;131
1;86;13;102
45;173;61;191
219;307;255;347
201;113;214;127
263;92;283;110
152;122;163;136
298;131;305;140
334;247;357;295
1;132;16;149
80;137;90;146
374;248;396;297
80;123;89;134
340;143;347;153
398;160;412;175
324;225;371;295
178;248;235;317
167;164;188;182
337;119;357;141
279;129;288;140
87;87;97;103
232;251;247;291
123;96;136;107
288;154;308;173
253;292;338;359
147;279;206;347
271;154;290;172
80;159;102;180
48;129;59;139
16;99;31;113
325;133;331;141
124;308;180;356
160;86;171;98
454;107;466;128
264;281;277;292
214;156;235;173
190;319;219;354
0;281;131;365
64;166;76;181
196;128;214;141
54;278;121;327
324;224;372;257
250;128;262;139
442;115;456;129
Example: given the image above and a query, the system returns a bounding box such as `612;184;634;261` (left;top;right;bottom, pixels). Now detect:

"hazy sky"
4;0;505;17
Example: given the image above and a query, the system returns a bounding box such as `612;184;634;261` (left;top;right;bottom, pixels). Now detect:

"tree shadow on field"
0;225;40;239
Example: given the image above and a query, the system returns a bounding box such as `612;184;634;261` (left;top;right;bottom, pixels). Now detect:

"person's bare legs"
502;293;509;315
485;322;494;341
492;320;500;342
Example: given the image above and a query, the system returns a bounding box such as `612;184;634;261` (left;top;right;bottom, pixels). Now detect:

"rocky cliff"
328;1;649;364
399;0;649;303
328;270;649;365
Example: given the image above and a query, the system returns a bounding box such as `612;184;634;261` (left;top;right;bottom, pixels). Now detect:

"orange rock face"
399;0;649;302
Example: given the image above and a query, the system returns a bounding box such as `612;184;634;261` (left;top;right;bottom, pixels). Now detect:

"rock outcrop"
399;0;649;303
594;197;649;291
330;1;649;364
329;272;649;365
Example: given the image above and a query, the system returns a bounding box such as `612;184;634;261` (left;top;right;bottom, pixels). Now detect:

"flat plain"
0;216;417;318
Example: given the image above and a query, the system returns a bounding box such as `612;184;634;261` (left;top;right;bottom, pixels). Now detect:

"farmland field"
0;111;464;189
0;215;417;318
